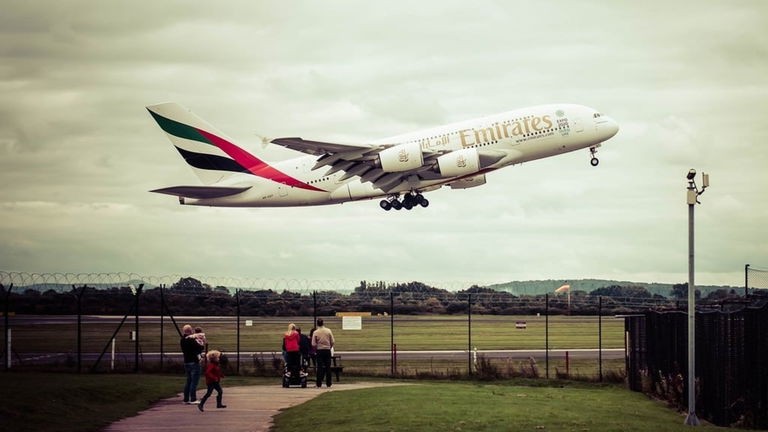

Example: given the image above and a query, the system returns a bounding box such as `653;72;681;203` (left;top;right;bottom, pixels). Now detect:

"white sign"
245;320;253;327
342;316;362;330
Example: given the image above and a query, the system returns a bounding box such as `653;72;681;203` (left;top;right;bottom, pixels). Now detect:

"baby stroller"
282;351;308;388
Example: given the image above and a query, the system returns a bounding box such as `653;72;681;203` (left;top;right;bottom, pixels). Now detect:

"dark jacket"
299;333;311;357
181;336;203;363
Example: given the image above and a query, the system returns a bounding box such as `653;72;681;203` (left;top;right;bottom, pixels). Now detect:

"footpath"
103;382;403;432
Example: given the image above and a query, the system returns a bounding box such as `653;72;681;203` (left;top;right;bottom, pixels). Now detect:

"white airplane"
147;103;618;211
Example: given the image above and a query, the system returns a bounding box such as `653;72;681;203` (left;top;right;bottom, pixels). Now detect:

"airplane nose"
597;116;619;139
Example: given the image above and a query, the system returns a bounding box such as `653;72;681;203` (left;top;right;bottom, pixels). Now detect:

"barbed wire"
0;270;754;310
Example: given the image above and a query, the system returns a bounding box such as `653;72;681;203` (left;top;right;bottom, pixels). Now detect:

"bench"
330;355;344;382
307;355;344;382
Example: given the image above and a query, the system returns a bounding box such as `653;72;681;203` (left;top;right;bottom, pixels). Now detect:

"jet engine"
376;142;424;172
437;148;480;177
449;174;486;189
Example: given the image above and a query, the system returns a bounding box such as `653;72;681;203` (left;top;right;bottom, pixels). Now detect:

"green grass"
6;315;623;353
272;383;730;432
0;372;273;432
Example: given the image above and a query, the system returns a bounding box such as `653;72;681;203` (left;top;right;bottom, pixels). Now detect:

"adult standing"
283;323;301;376
181;324;204;404
311;318;335;388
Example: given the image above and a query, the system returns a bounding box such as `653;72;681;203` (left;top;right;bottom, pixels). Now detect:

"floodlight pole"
685;169;708;426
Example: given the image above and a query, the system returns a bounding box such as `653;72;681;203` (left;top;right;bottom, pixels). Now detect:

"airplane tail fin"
146;102;264;185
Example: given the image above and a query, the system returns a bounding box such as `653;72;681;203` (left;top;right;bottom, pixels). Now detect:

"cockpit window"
593;113;602;118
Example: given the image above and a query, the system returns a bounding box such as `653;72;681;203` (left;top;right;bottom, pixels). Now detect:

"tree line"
2;277;745;316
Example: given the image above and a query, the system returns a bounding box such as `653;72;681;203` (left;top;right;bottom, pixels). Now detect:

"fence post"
545;293;549;379
134;284;143;373
598;295;603;382
2;284;12;372
468;293;472;376
390;291;395;376
313;291;317;327
74;285;86;373
236;289;241;374
745;264;750;297
160;284;164;371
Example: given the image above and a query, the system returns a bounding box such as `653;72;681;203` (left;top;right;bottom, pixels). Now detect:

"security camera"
686;169;696;180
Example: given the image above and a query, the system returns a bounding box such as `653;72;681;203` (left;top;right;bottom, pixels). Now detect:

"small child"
188;327;207;361
190;326;207;348
198;350;226;412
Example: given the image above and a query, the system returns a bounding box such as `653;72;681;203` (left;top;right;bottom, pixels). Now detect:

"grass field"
273;383;731;432
0;372;276;432
5;315;623;353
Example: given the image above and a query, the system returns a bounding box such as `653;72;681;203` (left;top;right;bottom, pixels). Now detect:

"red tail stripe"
195;128;324;192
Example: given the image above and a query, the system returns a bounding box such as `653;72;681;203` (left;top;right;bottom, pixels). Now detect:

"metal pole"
3;284;12;372
390;291;394;376
236;289;241;374
75;285;85;373
313;291;317;328
745;264;750;297
468;293;472;375
160;284;164;371
134;284;143;373
685;187;700;426
545;293;549;379
598;296;603;382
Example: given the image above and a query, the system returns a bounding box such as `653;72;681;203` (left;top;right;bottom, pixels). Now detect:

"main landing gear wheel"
379;200;392;211
589;146;599;166
391;200;402;210
420;198;429;208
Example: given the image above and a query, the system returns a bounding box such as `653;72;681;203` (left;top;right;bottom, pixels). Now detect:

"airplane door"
278;183;288;197
573;117;584;133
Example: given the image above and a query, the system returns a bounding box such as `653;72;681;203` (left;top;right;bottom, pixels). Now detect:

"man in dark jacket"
181;324;204;404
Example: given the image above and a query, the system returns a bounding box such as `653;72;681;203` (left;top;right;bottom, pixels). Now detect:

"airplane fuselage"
175;104;617;207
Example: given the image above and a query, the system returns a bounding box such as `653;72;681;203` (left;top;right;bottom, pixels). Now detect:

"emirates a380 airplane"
147;103;618;211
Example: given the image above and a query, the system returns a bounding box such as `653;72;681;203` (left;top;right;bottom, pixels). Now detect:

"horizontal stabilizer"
149;185;251;199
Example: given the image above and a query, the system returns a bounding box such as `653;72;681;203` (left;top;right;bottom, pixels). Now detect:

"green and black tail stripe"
174;146;249;174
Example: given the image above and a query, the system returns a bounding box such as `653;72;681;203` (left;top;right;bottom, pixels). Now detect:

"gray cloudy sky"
1;1;767;287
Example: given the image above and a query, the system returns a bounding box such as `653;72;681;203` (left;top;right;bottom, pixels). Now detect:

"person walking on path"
198;350;226;412
181;324;204;404
311;318;335;388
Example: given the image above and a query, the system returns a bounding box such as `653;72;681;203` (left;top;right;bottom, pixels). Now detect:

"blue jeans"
183;362;201;402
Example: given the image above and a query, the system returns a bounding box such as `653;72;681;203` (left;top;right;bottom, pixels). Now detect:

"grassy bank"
272;382;728;432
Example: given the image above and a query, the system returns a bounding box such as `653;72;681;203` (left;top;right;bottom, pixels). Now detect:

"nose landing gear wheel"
589;146;599;167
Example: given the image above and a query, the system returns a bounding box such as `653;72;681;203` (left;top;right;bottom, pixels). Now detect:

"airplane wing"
270;137;453;193
149;185;251;199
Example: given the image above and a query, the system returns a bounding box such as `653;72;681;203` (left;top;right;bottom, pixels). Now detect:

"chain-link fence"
625;294;768;429
0;270;752;383
747;265;768;292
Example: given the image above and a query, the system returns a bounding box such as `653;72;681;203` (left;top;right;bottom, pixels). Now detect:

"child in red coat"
198;350;226;412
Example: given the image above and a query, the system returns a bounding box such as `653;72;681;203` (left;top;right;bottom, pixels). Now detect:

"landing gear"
380;192;429;211
589;146;599;166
